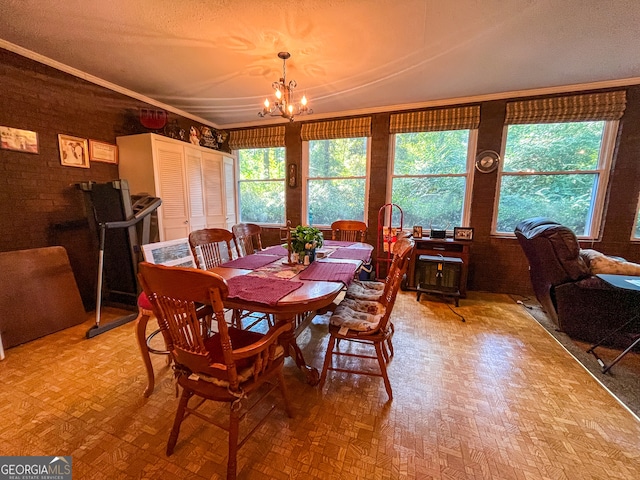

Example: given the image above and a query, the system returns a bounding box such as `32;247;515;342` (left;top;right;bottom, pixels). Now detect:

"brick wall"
0;48;216;308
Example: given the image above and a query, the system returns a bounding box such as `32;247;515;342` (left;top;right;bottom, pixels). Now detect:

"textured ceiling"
1;0;640;129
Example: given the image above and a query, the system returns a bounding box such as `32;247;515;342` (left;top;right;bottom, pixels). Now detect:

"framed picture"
0;126;38;154
89;140;118;164
453;226;474;241
58;134;89;168
412;226;423;238
141;238;196;268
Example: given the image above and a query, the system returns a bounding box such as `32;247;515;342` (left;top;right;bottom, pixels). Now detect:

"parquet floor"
1;291;639;479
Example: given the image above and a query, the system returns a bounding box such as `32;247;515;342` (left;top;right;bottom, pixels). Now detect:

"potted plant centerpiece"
290;225;324;263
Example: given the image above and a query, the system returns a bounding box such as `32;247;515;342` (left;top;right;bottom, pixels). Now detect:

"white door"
153;141;190;240
202;151;226;228
223;156;237;230
184;146;206;233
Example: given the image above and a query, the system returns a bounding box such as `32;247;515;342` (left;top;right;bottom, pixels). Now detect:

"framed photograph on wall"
0;126;39;154
453;226;474;241
58;134;89;168
89;140;118;164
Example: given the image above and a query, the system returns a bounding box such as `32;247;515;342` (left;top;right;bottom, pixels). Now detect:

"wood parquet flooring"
1;291;639;479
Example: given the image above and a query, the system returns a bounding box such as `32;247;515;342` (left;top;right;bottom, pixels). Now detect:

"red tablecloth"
255;245;289;256
329;248;371;262
297;262;358;286
323;240;356;247
219;254;281;270
226;275;304;306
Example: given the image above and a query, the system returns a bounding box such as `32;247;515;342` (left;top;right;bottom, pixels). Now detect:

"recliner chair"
515;217;640;346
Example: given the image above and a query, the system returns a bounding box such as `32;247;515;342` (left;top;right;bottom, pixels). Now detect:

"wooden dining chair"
189;228;239;270
138;262;293;480
331;220;367;243
319;237;414;400
232;223;263;256
342;236;413;359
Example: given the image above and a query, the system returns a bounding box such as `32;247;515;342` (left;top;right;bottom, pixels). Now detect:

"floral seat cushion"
345;280;386;301
329;297;386;332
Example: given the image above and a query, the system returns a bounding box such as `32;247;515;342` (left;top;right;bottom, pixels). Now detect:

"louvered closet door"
202;151;226;228
154;141;190;240
184;146;206;232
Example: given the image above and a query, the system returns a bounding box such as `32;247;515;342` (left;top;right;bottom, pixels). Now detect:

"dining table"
211;240;374;385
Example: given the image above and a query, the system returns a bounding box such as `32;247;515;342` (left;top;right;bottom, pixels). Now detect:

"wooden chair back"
376;237;414;330
232;223;263;256
189;228;238;269
331;220;367;242
138;262;289;391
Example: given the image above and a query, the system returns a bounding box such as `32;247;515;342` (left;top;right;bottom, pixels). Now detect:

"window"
391;129;475;229
304;137;368;226
633;193;640;240
494;121;617;236
237;147;285;224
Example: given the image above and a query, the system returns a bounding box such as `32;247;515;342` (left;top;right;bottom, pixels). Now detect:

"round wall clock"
475;150;500;173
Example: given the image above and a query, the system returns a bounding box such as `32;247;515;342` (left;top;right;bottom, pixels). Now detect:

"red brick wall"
0;48;214;307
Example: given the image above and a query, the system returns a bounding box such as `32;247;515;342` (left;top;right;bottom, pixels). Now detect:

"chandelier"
258;52;312;122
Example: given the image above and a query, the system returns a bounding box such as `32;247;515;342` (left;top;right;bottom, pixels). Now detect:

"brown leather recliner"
515;217;640;346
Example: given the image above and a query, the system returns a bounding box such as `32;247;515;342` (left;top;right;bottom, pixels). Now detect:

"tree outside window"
391;130;472;229
494;121;613;236
237;147;285;224
306;138;367;226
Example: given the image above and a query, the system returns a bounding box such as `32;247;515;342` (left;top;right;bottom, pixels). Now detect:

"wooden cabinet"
117;133;236;241
406;237;471;298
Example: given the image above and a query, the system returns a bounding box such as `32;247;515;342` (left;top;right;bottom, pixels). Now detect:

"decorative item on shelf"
429;223;449;239
453;227;474;241
475;150;500;173
163;120;185;140
199;126;218;149
215;130;228;148
258;52;312;122
288;224;324;264
189;126;200;145
139;108;168;130
412;226;423;239
280;220;296;266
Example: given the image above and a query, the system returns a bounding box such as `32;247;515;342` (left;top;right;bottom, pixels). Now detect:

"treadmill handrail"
100;197;162;230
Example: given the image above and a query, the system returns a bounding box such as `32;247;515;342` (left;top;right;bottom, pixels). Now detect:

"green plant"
289;225;324;254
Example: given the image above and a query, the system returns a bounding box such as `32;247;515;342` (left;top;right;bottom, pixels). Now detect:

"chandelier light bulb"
258;52;313;121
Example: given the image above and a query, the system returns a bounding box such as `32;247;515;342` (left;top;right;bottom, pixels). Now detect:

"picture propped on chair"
58;134;89;168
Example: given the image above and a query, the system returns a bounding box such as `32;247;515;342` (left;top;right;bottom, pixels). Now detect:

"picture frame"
89;140;118;164
58;134;89;168
453;226;474;241
0;126;39;154
141;238;196;268
412;226;423;238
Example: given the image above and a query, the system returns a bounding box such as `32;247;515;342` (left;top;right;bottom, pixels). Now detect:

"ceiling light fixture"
259;52;312;122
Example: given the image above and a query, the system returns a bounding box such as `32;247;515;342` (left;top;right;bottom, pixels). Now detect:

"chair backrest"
331;220;367;243
189;228;238;269
514;217;590;322
232;223;263;256
138;262;289;391
376;237;414;330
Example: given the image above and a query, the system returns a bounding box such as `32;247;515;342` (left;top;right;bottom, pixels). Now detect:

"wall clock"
475;150;500;173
